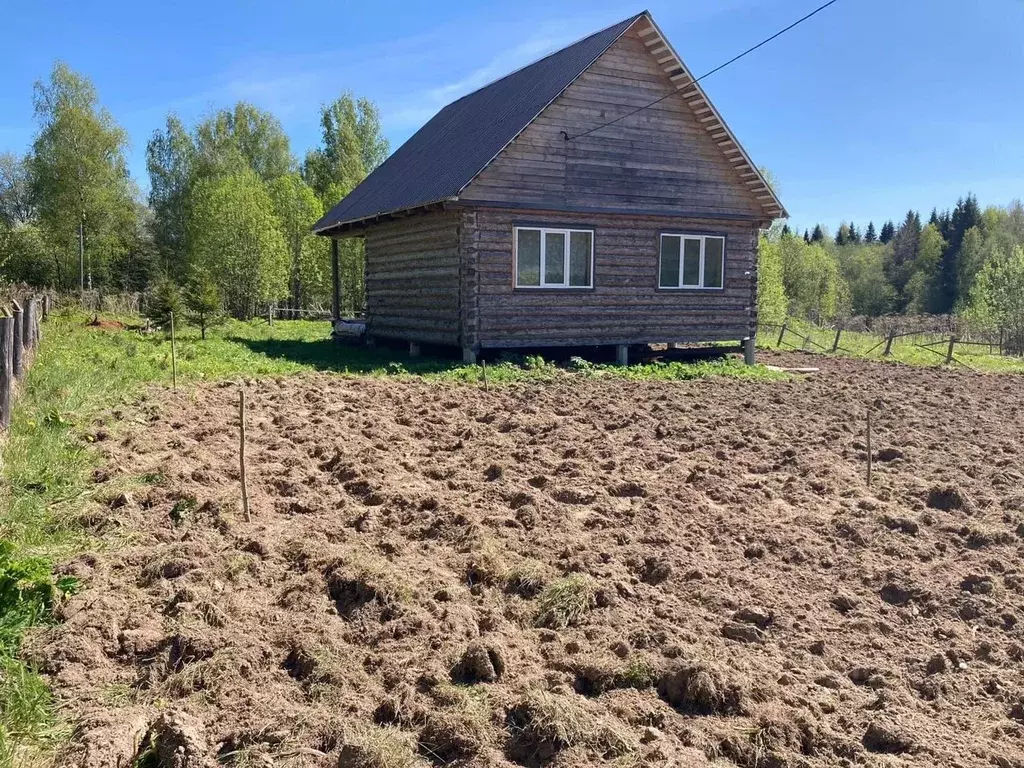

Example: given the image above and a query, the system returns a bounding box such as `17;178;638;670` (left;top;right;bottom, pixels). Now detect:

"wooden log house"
314;10;787;364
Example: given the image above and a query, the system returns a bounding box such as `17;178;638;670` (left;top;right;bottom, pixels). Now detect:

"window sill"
657;286;725;291
514;286;595;292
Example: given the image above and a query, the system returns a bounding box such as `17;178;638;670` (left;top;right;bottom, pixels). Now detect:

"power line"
563;0;841;142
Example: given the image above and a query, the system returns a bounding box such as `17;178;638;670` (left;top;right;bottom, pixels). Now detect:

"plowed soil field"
29;353;1024;768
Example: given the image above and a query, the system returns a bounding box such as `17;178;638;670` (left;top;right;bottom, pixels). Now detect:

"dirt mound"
27;353;1024;767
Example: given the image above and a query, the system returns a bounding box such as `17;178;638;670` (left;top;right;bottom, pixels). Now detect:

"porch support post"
743;336;756;365
462;347;477;364
331;238;341;322
616;344;629;366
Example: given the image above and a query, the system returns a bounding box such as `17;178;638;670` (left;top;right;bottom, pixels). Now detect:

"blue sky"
2;0;1022;233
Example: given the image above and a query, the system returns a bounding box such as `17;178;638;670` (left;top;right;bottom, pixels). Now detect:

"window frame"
513;225;595;290
658;233;727;290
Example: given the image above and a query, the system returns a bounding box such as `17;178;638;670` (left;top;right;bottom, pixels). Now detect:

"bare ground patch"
26;354;1024;767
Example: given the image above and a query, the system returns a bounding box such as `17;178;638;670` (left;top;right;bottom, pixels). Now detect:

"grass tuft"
534;575;596;629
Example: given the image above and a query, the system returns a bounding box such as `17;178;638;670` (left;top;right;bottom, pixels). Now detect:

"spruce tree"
835;223;848;246
811;224;825;243
145;275;184;330
880;221;895;244
803;229;811;244
864;221;877;243
848;222;860;244
781;224;792;237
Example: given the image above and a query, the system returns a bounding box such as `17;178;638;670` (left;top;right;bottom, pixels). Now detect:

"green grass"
0;310;781;765
758;317;1024;374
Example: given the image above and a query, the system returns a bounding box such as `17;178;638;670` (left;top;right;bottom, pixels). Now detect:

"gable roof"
314;11;785;234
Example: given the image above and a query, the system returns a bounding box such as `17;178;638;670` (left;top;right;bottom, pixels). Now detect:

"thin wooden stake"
170;311;177;391
945;336;956;364
239;388;251;522
831;328;842;353
866;409;873;488
481;359;488;392
776;321;787;347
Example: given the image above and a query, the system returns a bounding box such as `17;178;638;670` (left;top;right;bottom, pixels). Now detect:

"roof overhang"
314;197;459;237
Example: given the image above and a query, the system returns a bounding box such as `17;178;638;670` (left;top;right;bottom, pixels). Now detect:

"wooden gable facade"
317;11;785;363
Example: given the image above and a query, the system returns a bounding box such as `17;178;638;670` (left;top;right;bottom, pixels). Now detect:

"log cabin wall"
458;26;765;219
363;209;461;345
465;206;758;349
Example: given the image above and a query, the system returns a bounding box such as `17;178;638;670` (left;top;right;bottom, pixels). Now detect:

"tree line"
758;195;1024;350
0;62;387;321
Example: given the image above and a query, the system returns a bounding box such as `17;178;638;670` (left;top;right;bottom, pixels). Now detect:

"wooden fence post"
41;293;50;320
0;314;12;429
882;330;895;357
831;328;842;353
12;301;23;379
945;336;956;364
24;298;36;355
776;321;788;347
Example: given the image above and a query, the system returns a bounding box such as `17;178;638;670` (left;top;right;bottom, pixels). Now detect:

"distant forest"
757;195;1024;346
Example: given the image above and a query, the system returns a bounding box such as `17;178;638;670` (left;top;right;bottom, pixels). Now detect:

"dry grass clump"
506;558;550;598
338;724;428;768
417;711;489;764
534;575;596;629
505;690;635;764
466;542;509;586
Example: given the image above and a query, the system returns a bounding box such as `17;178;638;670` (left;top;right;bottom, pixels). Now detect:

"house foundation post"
330;238;341;322
462;347;478;364
743;337;756;365
615;344;629;366
409;342;421;358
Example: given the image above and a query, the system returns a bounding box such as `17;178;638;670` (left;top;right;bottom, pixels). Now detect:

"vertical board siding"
470;207;759;348
364;210;462;345
460;28;764;219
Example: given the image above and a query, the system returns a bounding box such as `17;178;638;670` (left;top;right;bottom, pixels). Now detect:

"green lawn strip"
757;318;1024;374
0;310;781;763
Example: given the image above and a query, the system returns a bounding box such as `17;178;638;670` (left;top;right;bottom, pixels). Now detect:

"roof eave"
313;196;460;236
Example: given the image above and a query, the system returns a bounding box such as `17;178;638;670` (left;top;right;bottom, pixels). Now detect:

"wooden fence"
0;293;49;429
760;318;1016;369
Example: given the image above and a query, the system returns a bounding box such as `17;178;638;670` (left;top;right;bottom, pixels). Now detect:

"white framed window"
659;234;726;290
514;226;594;288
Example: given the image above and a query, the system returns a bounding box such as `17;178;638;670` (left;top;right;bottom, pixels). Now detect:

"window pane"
516;229;540;286
544;231;566;284
568;231;592;286
660;236;680;287
704;237;724;288
682;238;701;286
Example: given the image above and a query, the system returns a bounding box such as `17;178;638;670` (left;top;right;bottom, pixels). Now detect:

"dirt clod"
657;662;745;716
927;486;967;511
451;641;505;684
863;720;915;754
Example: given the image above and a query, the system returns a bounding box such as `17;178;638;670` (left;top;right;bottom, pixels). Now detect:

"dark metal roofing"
313;12;646;233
